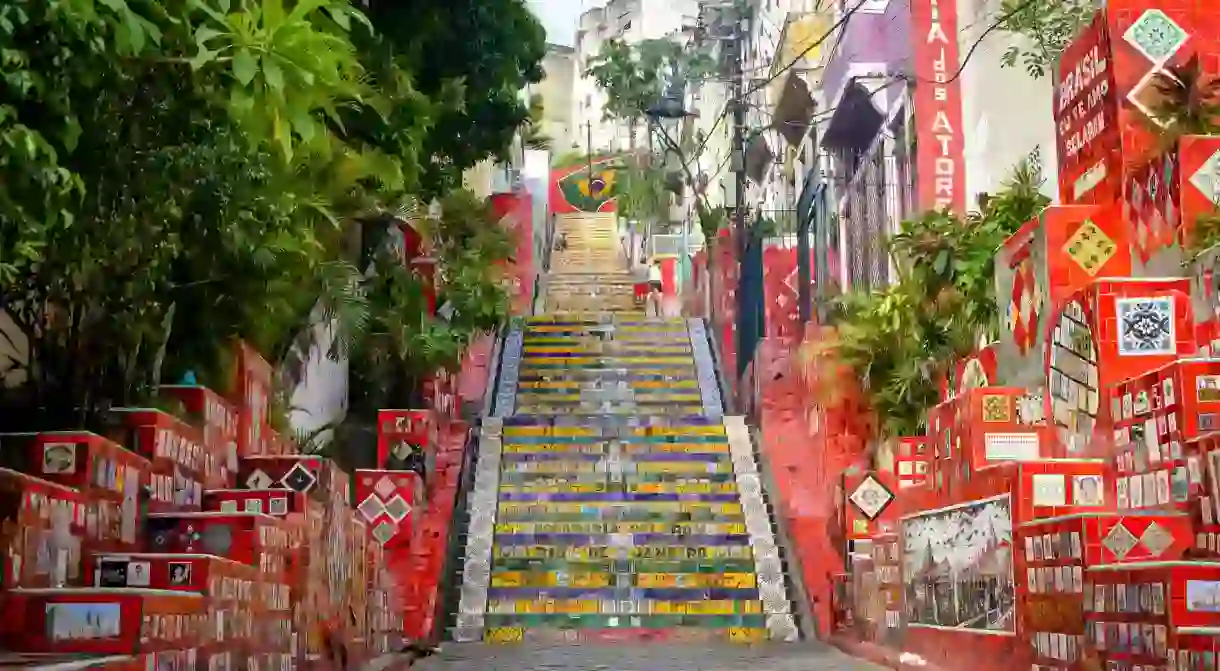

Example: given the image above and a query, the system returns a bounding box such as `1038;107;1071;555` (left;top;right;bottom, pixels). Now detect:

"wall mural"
902;494;1016;632
549;156;625;214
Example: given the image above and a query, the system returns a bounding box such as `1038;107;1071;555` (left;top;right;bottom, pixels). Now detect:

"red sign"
376;409;431;471
1055;11;1119;205
911;0;965;213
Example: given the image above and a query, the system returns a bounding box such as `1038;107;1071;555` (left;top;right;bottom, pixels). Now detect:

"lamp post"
645;86;697;291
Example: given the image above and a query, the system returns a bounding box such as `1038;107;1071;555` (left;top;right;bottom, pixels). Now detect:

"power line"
680;0;873;173
906;0;1042;86
612;0;1041;184
742;0;875;99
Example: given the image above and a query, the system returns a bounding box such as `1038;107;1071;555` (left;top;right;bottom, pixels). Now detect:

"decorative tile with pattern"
1062;220;1117;276
1103;522;1139;560
1116;297;1176;356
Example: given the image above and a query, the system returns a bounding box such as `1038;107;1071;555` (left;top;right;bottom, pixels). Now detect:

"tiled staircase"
448;214;799;646
540;213;636;313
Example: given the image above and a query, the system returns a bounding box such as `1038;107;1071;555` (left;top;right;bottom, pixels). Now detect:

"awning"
771;72;816;146
821;79;885;150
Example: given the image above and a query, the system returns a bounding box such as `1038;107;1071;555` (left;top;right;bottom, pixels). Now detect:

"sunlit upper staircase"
447;212;799;647
539;213;637;314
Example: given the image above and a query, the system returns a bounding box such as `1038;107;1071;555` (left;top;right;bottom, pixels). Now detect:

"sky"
527;0;588;46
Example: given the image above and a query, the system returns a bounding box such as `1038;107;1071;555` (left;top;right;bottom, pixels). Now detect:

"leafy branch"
820;160;1050;438
997;0;1097;79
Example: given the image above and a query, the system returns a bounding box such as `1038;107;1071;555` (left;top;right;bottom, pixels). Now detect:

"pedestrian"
647;259;663;317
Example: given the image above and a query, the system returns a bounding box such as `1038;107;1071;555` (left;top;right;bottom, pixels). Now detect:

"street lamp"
645;82;698;290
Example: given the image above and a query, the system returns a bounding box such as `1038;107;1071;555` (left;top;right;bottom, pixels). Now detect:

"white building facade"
572;0;704;153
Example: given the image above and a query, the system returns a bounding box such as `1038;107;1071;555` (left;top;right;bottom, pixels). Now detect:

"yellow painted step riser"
494;546;754;560
504;426;726;436
486;601;763;615
490;573;757;589
493;522;746;534
484;627;766;644
529;329;688;334
502;463;734;475
515;381;699;389
502;443;727;453
523;347;692;354
498;482;739;493
515;409;706;416
515;394;704;403
498;502;743;515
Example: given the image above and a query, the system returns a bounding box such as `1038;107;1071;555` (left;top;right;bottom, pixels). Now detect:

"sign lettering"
1054;11;1119;205
913;0;965;213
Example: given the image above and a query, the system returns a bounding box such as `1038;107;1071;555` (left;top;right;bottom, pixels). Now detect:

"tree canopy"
0;0;540;434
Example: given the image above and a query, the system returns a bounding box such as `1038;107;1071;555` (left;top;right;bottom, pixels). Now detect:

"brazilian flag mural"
549;155;626;214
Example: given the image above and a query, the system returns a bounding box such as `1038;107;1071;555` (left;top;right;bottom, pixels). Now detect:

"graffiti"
550;156;626;214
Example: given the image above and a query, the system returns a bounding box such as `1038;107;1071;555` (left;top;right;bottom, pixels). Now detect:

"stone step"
512;405;706;416
491;532;752;545
519;356;695;365
495;501;746;517
521;345;694;355
484;587;762;601
485;558;761;573
495;492;743;504
491;521;747;535
514;380;702;392
514;370;698;381
487;572;758;589
496;470;739;483
514;392;703;402
501;442;729;453
465;623;771;644
497;461;736;475
489;544;756;560
502;418;724;431
482;599;774;616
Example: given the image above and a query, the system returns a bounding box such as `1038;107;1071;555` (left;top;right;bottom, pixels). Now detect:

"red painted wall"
488;192;535;316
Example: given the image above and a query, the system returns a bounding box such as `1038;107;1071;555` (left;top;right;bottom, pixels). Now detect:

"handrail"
479;325;507;419
431;321;510;642
430;426;481;643
698;315;736;415
749;423;819;641
696;315;817;640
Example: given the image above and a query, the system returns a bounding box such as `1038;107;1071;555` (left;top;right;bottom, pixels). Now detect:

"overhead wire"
644;0;1044;185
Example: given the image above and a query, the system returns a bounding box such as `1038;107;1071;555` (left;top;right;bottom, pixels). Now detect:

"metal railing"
435;324;508;641
826;144;914;293
648;232;706;258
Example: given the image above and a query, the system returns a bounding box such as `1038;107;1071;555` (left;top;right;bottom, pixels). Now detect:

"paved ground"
409;642;887;670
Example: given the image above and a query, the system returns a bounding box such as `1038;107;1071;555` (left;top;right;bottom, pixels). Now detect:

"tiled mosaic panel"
457;317;795;643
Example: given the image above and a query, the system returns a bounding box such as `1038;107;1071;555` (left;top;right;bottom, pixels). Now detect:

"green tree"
997;0;1098;79
617;164;670;229
359;0;547;197
522;93;553;150
585;38;715;151
828;160;1049;437
0;0;522;441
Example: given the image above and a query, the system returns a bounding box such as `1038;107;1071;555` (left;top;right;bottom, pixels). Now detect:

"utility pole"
586;121;594;183
730;0;752;381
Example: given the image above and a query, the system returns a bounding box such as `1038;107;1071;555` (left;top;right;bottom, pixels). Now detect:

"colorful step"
453;214;794;644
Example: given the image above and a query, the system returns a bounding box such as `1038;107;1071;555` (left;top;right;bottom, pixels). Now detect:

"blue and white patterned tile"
1116;297;1175;356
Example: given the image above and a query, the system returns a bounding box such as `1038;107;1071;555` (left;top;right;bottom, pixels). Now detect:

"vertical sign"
1054;11;1119;206
911;0;966;213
